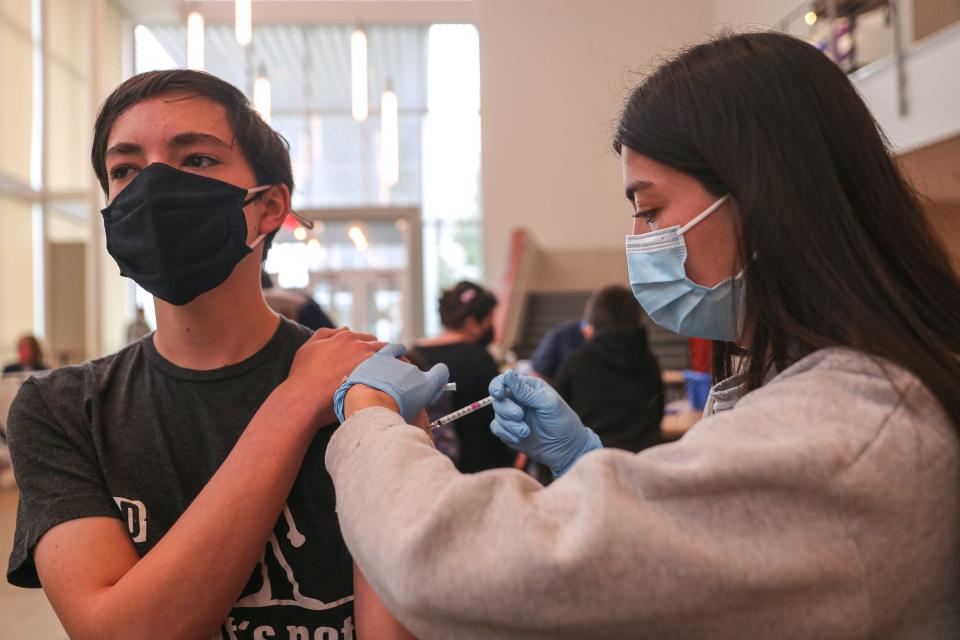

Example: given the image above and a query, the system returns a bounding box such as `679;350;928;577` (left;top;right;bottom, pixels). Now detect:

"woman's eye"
184;155;218;169
633;208;659;224
108;165;138;180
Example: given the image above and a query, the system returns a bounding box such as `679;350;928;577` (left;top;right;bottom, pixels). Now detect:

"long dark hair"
614;32;960;428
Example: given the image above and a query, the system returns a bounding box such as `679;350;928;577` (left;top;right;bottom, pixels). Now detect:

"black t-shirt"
5;318;356;639
412;342;514;473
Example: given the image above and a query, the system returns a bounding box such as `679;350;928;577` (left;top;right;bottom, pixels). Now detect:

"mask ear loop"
243;185;271;206
679;194;731;235
244;185;315;230
287;209;315;230
243;186;272;250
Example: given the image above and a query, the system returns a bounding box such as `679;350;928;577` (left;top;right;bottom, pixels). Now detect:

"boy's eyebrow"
105;133;231;159
167;132;232;150
105;142;144;158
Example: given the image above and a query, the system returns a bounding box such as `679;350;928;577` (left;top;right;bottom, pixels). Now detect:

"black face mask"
476;326;495;347
101;163;267;306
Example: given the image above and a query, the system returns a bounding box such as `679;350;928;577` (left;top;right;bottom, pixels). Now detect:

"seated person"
261;270;336;331
554;285;664;452
410;281;515;472
3;335;49;375
125;306;152;344
5;69;409;639
530;319;586;383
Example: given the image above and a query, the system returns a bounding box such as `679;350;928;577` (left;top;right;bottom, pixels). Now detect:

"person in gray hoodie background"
328;31;960;639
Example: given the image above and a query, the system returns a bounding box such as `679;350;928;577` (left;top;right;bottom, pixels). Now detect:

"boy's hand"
285;328;385;428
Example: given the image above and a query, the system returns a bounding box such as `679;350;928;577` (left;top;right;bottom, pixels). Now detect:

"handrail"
775;0;907;115
850;19;960;80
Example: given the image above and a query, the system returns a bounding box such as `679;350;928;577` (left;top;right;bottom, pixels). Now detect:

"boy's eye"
184;155;218;169
109;165;138;180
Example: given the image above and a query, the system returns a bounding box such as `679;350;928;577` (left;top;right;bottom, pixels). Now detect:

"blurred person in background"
125;306;152;344
2;335;49;375
530;319;586;383
261;270;336;331
554;285;664;452
410;281;514;472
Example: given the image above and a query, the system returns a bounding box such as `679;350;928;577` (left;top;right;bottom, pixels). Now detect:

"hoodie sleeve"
326;383;915;640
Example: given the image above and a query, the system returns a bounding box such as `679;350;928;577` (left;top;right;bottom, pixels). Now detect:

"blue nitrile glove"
488;371;602;477
333;344;449;423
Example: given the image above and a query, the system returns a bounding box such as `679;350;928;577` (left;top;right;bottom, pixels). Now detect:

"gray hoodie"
326;348;960;639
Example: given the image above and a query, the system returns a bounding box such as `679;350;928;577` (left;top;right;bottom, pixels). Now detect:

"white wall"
711;0;795;30
477;0;714;286
0;197;33;365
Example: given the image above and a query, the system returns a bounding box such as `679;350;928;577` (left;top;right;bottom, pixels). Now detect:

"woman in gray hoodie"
328;32;960;639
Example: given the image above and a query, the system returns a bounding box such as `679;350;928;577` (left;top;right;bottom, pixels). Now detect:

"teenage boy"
6;70;410;639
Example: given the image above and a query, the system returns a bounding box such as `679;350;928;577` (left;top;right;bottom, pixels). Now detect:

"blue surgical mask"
625;194;744;341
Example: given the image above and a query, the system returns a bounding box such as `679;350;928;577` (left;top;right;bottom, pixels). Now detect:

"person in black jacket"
410;281;515;472
554;285;664;452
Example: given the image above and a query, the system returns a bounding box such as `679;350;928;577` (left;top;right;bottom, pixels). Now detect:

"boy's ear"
258;184;291;235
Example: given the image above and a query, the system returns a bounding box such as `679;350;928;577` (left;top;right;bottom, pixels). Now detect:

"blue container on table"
682;369;712;411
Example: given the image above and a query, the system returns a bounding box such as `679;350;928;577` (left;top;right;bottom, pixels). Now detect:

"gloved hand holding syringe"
332;344;490;430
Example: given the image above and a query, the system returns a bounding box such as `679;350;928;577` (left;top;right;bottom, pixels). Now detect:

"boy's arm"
354;563;416;640
32;328;381;640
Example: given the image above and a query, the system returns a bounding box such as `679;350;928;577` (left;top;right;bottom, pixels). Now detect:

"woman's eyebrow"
624;179;653;202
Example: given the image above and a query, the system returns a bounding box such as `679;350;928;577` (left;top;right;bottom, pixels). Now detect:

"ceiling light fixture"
380;80;399;187
235;0;252;46
253;65;271;123
186;11;205;70
351;28;369;121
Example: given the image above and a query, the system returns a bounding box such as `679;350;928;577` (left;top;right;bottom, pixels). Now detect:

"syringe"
430;396;493;431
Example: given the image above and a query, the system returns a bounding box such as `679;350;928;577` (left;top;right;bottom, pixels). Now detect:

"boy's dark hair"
584;285;642;333
91;69;294;257
438;281;498;330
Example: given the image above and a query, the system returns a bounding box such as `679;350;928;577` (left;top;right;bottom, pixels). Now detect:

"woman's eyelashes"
632;208;660;225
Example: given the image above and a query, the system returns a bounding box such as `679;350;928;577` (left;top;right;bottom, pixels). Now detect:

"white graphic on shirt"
113;497;147;543
283;504;306;547
218;616;355;640
235;502;353;612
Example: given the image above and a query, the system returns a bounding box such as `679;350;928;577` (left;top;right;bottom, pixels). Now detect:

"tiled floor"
0;488;67;640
